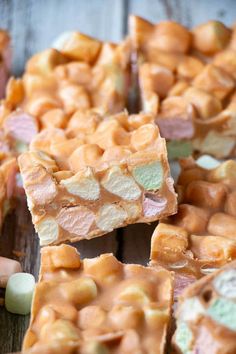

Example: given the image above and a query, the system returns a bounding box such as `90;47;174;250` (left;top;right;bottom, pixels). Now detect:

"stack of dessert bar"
1;16;236;353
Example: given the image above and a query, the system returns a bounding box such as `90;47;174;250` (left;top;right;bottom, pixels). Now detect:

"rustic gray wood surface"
0;0;235;352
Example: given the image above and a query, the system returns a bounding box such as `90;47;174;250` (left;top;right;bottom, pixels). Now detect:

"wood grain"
0;0;234;352
128;0;236;27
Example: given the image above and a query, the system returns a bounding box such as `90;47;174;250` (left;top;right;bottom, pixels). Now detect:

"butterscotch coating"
150;158;236;288
129;16;236;158
173;261;236;354
18;111;177;246
23;244;174;354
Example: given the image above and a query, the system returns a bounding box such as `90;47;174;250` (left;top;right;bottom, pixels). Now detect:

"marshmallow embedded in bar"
150;157;236;296
22;244;174;354
18;111;177;246
0;29;11;98
129;16;236;159
173;261;236;354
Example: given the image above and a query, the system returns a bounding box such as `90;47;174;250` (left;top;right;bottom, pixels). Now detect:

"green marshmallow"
5;272;35;315
175;321;193;354
15;140;28;153
132;161;164;191
207;297;236;331
167;140;193;160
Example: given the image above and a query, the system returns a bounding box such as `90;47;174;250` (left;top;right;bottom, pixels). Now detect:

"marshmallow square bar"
0;30;130;149
129;16;236;159
173;261;236;354
19;111;177;246
150;158;236;296
0;29;11;98
22;244;174;354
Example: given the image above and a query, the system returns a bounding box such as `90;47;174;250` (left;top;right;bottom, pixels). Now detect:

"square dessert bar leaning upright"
129;16;236;159
23;244;174;354
18;111;177;245
173;261;236;354
150;157;236;296
0;29;11;98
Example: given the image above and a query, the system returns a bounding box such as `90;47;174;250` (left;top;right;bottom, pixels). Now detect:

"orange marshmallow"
131;124;158;151
185;180;227;209
139;63;174;98
177;56;204;80
151;21;191;53
193;64;234;100
208;212;236;238
68;144;103;172
40;109;68;129
58;84;91;115
184;87;222;119
192;20;231;54
172;204;210;234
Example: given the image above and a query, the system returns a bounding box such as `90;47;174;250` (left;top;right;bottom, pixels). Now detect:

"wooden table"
0;0;235;352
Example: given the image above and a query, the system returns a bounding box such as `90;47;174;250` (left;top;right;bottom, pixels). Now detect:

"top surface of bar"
0;30;131;149
23;244;173;354
129;16;236;158
18;111;177;245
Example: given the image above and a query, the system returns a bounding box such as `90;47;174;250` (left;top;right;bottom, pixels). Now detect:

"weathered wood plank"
128;0;236;27
0;0;125;75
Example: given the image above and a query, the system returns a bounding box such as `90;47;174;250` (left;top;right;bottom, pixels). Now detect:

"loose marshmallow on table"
22;244;174;353
0;256;22;287
150;157;236;297
5;272;35;315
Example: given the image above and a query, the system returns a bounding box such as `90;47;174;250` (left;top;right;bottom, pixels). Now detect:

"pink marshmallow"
143;195;167;217
156;117;194;140
56;206;95;236
4;110;39;144
0;256;22;288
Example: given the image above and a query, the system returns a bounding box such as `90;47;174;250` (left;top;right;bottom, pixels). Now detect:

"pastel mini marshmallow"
132;161;164;191
207;297;236;331
5;272;35;315
35;217;59;246
196;155;221;170
101;166;141;201
143;195;167;217
56;206;95;236
60;167;100;200
213;269;236;299
178;297;205;322
96;203;127;232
